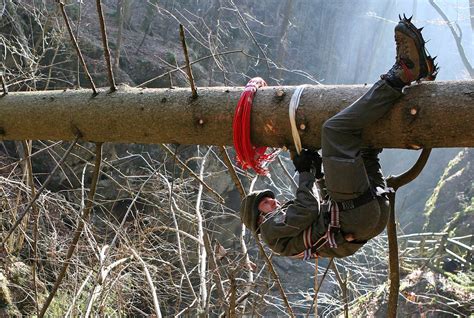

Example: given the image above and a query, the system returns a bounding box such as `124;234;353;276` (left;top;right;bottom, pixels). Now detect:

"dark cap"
240;190;275;233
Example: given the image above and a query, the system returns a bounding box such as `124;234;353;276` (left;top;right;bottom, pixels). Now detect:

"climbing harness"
233;77;278;175
288;85;307;155
293;187;387;260
292;225;327;260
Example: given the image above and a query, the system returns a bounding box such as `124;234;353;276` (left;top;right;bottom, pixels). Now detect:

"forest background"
0;0;472;316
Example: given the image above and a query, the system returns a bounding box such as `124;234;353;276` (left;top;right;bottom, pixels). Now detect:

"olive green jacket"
259;171;389;258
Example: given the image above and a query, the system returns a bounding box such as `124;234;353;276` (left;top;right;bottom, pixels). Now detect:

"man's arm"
259;150;321;253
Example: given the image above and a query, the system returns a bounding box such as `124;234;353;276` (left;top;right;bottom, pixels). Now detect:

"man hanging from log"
240;16;438;259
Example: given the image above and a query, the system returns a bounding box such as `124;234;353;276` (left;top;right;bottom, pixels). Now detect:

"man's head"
240;190;277;233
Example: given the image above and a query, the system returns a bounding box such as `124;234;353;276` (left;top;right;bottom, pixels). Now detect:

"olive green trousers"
321;79;403;201
319;80;402;242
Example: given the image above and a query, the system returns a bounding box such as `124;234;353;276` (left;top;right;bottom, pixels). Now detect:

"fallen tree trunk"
0;81;473;148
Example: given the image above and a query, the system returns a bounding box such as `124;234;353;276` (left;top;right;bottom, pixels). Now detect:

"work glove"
311;151;324;179
292;149;315;173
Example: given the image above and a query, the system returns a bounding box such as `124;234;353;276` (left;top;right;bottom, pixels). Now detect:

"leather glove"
292;149;315;173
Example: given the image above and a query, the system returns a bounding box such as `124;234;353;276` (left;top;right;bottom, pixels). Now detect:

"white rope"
289;85;307;154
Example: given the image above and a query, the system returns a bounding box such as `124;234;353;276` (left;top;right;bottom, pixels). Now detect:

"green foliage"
48;286;124;316
446;272;473;293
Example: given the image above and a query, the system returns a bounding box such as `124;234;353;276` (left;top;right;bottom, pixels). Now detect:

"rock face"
423;148;474;236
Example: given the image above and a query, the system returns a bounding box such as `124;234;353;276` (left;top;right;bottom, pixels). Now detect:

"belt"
334;188;375;211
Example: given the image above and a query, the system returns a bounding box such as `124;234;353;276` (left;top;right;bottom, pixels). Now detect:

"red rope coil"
233;77;278;175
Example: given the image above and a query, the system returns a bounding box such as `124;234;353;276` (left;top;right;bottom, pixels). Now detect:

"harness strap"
293;227;328;260
288;85;307;155
302;226;314;260
327;201;340;248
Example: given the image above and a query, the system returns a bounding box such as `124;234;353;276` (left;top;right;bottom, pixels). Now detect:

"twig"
229;0;271;75
84;245;125;316
306;257;334;317
21;140;40;316
85;246;131;317
228;274;237;317
239;226;254;313
394;232;448;238
161;173;198;302
307;257;334;317
313;258;319;317
56;0;97;94
277;154;298;190
252;232;295;318
429;0;473;78
179;24;197;98
96;0;117;91
65;270;94;318
129;247;162;318
137;50;242;88
330;261;349;318
219;146;246;197
0;73;7;95
203;232;228;312
195;148;209;313
2;136;80;244
160;144;224;203
39;142;103;318
113;0;124;72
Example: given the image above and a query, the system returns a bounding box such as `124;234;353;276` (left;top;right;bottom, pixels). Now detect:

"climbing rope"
233;77;278;175
288;85;307;155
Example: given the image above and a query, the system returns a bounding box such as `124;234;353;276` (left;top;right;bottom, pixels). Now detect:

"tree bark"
0;81;473;148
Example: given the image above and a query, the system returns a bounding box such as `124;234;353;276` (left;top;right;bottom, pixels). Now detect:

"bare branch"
179;24;198;98
39;142;103;318
219;146;246;197
96;0;117;91
429;0;474;78
56;0;97;94
1;136;80;244
161;144;225;203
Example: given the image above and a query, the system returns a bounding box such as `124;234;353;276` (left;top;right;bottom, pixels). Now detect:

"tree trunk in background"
276;0;293;78
114;0;124;72
0;81;472;148
471;0;474;31
123;0;133;30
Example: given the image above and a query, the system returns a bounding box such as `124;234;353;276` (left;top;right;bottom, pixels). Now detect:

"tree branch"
96;0;117;91
429;0;474;78
56;0;97;94
39;142;103;318
385;148;432;318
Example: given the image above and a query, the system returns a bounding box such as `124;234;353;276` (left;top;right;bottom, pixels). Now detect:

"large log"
0;81;472;148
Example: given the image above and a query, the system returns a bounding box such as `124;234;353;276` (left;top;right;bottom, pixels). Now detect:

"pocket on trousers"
323;156;370;200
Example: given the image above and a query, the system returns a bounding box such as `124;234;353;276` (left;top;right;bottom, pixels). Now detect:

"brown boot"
382;14;439;87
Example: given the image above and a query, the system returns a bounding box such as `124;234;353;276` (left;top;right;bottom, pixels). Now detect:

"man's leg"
321;80;402;200
321;16;437;201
